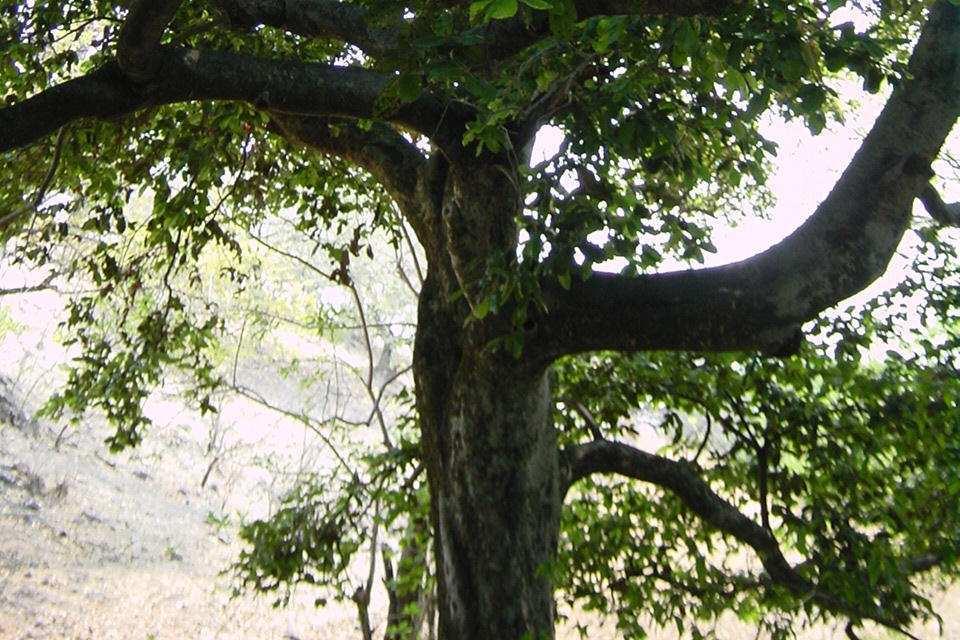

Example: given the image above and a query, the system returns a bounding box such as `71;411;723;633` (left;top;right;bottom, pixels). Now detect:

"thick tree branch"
211;0;396;56
441;0;739;62
442;0;734;18
269;114;427;219
232;0;739;66
533;2;960;360
918;183;960;226
562;440;926;635
563;440;807;592
118;0;183;81
573;0;735;15
0;47;468;155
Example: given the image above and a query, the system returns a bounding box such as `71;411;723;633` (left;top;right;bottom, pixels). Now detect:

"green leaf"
547;0;577;36
469;0;493;21
487;0;519;19
473;297;492;320
396;73;422;103
472;0;518;21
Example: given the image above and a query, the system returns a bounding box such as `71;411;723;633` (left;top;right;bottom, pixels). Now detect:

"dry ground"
0;290;957;640
1;417;958;640
0;413;363;640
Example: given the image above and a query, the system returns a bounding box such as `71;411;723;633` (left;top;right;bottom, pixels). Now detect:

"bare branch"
0;272;58;297
229;382;361;474
692;412;712;464
563;440;805;590
353;504;381;640
532;2;960;360
566;399;605;441
400;220;425;286
32;126;69;210
248;230;337;282
344;273;397;452
0;127;69;238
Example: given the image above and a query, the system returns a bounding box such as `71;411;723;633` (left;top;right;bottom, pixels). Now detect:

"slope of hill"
0;397;360;640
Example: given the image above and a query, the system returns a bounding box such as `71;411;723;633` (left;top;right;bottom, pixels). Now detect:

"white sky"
529;72;955;310
527;0;960;310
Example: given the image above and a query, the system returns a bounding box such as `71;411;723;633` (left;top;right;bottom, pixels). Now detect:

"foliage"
549;215;960;636
2;0;960;638
0;302;23;339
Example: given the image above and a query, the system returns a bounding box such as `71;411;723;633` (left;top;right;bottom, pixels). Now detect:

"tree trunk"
414;273;562;640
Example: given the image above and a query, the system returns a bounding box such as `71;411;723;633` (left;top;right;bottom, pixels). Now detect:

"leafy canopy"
2;0;960;638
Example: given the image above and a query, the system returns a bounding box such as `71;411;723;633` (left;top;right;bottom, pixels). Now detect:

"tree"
2;1;960;638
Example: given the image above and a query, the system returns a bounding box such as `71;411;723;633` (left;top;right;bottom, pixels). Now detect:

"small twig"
0;127;69;235
401;464;424;493
347;277;376;391
568;399;604;441
346;273;396;451
353;502;381;640
919;183;960;226
53;423;71;450
0;271;58;297
200;454;221;489
33;126;69;211
209;132;253;220
229;383;358;476
396;255;421;298
364;365;413;429
758;439;771;532
399;220;424;285
232;314;248;388
248;231;336;281
94;452;117;469
365;506;380;598
692;412;713;464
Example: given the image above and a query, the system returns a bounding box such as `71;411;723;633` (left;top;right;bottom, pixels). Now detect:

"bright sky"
708;100;880;264
528;1;960;312
529;73;945;310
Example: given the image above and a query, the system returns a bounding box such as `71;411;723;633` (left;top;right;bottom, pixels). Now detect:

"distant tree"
2;1;960;638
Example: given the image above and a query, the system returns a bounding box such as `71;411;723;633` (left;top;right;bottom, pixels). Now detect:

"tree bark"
411;158;561;639
414;301;561;638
